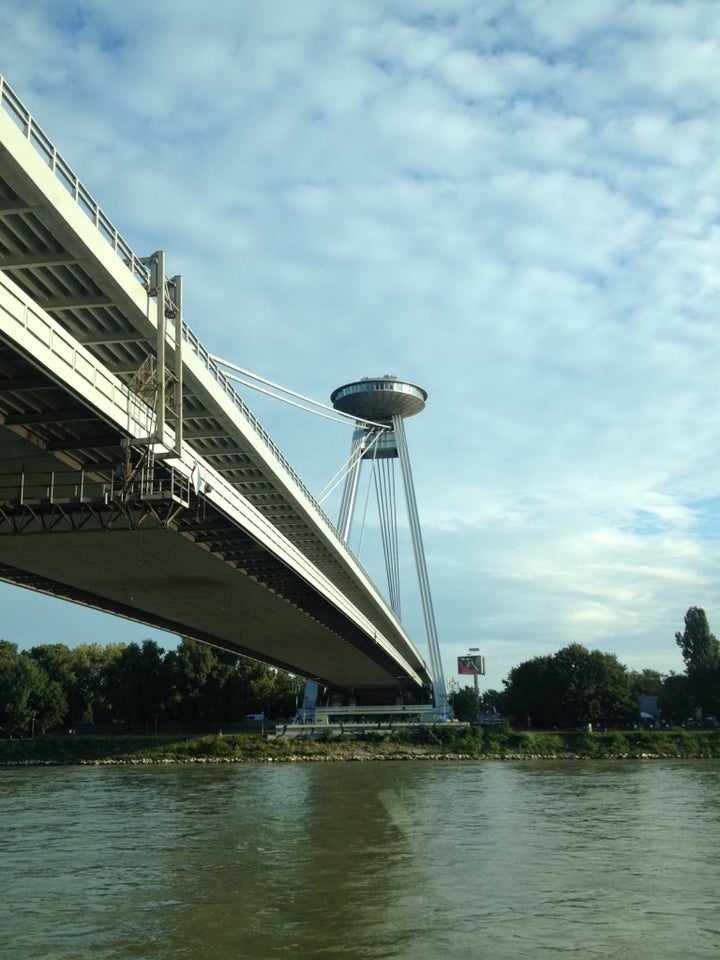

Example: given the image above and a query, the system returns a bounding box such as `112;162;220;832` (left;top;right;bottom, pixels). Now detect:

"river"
1;759;719;959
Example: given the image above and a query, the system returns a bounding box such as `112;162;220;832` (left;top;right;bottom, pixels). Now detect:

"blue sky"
2;0;720;692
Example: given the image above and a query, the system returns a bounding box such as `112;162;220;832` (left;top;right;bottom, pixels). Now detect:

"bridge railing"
180;324;341;532
0;465;190;509
0;75;151;288
0;268;155;441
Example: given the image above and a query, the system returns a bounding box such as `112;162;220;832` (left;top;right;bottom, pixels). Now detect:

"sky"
2;0;720;694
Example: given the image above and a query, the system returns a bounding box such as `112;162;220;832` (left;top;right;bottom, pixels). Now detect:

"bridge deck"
0;75;433;699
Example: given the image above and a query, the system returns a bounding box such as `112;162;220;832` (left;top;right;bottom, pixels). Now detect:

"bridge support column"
138;251;184;456
332;377;448;717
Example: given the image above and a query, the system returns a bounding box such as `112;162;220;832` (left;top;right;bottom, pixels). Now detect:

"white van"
245;713;265;722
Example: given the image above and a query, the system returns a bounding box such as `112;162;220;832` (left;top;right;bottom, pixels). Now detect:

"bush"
3;727;720;764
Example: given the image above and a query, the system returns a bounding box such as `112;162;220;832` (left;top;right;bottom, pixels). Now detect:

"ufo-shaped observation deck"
331;376;427;421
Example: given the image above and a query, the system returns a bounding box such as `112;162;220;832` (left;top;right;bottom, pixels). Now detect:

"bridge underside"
0;425;427;703
0;78;434;707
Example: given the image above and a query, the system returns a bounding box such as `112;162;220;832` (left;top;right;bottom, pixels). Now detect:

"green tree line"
5;606;719;737
451;607;720;729
0;637;301;737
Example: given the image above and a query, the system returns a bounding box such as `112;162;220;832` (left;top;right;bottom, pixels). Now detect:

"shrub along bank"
3;725;720;764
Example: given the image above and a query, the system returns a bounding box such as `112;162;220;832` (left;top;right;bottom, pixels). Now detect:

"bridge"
0;75;441;711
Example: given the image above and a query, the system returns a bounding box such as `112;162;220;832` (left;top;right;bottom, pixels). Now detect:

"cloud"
2;0;720;694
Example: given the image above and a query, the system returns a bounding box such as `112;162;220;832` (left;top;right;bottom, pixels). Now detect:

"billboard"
458;654;485;676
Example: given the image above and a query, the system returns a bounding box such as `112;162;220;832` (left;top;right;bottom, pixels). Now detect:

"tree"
479;689;502;715
499;644;637;729
0;645;66;736
30;666;67;735
675;607;720;717
1;654;39;736
552;643;636;729
450;685;480;722
105;640;170;731
499;655;555;727
69;643;124;724
627;669;665;698
267;669;299;719
216;654;297;720
0;640;22;735
657;673;694;725
28;644;79;728
166;638;222;725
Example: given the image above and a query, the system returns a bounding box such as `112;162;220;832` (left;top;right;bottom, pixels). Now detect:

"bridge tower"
331;376;447;714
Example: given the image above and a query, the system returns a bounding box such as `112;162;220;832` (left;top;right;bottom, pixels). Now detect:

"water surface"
2;760;719;959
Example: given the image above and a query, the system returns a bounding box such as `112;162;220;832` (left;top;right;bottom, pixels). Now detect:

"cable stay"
337;431;402;619
351;433;382;561
316;427;386;504
210;359;425;654
374;456;401;617
210;355;391;431
210;354;395;508
355;455;375;559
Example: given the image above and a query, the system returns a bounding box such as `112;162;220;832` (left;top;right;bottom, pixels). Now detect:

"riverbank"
3;725;720;764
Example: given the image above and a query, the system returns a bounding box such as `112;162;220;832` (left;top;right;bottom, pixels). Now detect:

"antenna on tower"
331;375;448;716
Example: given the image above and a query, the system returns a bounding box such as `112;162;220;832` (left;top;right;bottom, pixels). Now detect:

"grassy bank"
3;725;720;764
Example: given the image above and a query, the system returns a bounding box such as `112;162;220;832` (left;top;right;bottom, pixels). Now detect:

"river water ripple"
2;759;719;959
